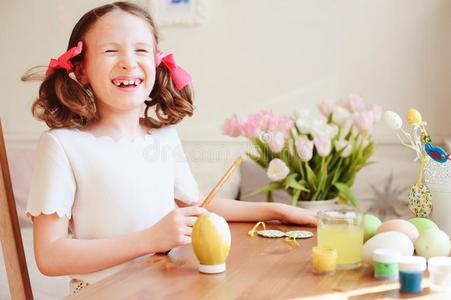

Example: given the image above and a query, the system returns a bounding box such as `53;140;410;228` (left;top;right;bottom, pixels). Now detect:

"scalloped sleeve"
26;131;76;220
171;129;200;205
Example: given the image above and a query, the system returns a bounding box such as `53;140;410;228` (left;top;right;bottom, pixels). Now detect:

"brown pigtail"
22;67;98;128
142;64;194;129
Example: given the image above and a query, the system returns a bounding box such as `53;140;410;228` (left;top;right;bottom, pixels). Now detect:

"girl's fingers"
180;235;192;244
180;206;207;216
185;217;198;227
183;226;193;237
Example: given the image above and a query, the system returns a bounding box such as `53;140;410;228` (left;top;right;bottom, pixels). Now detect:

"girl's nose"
118;53;138;70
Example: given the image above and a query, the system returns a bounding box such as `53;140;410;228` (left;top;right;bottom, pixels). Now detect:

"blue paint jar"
398;256;426;293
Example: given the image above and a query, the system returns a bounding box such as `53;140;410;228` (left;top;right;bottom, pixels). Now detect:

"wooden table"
66;223;448;300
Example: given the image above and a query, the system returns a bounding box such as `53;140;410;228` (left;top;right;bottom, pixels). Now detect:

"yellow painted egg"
406;109;422;125
375;219;419;242
192;212;231;274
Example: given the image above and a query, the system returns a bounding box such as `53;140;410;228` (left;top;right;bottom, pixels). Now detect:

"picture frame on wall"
148;0;207;26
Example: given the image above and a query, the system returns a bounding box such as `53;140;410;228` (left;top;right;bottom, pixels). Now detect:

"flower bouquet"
222;95;382;207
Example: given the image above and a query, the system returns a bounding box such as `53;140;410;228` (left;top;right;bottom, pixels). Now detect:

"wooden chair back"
0;120;33;299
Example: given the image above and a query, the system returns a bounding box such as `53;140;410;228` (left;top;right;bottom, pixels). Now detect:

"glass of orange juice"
317;208;364;270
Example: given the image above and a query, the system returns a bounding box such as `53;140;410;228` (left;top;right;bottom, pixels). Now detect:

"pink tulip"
267;131;285;153
241;121;260;138
314;136;332;157
318;100;335;117
279;117;295;137
339;95;366;113
267;158;290;181
367;104;382;124
247;113;265;130
295;136;314;161
221;115;242;137
353;111;373;133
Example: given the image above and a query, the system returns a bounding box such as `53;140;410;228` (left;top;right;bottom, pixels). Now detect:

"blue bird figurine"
424;143;450;163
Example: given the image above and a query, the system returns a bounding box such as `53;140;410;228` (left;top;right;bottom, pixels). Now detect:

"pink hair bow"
46;41;83;77
156;50;192;89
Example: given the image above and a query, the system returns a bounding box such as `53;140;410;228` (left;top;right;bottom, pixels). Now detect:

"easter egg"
383;111;403;130
362;231;414;265
376;219;419;242
363;214;382;242
192;212;231;273
408;217;439;234
414;229;450;259
406;109;422;125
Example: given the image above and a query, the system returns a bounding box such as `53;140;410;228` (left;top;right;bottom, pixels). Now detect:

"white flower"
314;136;332;157
332;106;352;127
325;124;339;139
295;118;313;135
338;119;353;140
309;119;327;138
318;100;335;117
295;136;314;161
294;109;312;120
266;158;290;181
267;131;285;153
335;140;353;157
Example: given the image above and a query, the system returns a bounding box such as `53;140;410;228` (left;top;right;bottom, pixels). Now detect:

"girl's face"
79;10;155;114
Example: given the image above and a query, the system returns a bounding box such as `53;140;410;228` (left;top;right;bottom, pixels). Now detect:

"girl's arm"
199;198;317;225
33;206;206;276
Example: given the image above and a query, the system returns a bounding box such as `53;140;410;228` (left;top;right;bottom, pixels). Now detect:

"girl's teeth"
112;79;141;86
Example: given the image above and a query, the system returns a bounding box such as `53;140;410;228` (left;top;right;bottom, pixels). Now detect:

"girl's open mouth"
111;78;143;91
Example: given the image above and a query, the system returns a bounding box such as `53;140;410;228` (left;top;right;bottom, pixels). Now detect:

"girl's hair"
21;1;194;129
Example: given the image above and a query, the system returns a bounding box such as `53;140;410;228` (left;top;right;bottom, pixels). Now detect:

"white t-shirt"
26;126;200;284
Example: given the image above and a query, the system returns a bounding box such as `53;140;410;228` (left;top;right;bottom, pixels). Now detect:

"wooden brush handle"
200;156;243;208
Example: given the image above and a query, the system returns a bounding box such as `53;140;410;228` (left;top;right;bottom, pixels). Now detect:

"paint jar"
312;246;337;275
428;256;451;292
373;249;399;280
398;256;426;293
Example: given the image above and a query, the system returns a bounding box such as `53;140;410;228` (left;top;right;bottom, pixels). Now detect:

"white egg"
415;229;450;259
383;111;403;130
362;231;414;265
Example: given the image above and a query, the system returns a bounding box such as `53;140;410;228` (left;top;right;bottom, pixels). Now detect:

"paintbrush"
200;156;243;208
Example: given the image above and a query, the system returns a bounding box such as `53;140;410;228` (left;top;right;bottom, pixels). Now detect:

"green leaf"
305;163;317;187
267;191;274;203
291;189;302;206
284;174;309;191
334;182;359;208
245;152;267;169
242;182;284;199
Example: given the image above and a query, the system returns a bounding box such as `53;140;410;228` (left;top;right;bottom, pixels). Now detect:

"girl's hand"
148;206;207;253
276;204;317;226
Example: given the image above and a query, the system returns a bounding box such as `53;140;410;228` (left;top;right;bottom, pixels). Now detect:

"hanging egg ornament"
408;185;433;218
406;109;422;125
407;156;433;218
383;111;403;130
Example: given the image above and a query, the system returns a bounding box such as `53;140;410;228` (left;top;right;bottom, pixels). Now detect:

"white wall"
1;0;450;142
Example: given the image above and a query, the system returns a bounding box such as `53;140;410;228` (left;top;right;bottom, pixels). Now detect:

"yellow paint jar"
192;212;231;274
312;246;337;275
